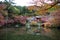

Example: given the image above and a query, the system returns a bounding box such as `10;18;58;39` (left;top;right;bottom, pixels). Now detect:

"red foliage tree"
14;16;27;24
50;10;60;27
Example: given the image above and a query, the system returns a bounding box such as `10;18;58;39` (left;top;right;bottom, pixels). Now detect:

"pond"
40;28;60;40
0;27;60;40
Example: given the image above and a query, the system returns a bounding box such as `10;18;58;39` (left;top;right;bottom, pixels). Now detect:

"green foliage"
11;6;20;13
48;7;56;12
15;6;35;15
48;5;60;12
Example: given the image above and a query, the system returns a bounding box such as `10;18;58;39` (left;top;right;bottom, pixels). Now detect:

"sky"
0;0;34;6
0;0;4;2
0;0;57;6
14;0;34;6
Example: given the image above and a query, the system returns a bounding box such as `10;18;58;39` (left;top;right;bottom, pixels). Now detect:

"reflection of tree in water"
41;28;60;40
26;16;42;34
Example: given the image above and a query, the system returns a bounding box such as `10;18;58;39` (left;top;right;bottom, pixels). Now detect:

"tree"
31;0;60;9
49;10;60;27
28;0;60;15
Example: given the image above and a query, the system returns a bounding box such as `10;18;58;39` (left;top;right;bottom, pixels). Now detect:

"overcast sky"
14;0;34;6
0;0;34;6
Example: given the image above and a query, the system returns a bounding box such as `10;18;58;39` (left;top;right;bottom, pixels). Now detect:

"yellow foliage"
28;6;35;10
28;4;60;15
35;10;47;15
30;21;37;25
40;4;51;10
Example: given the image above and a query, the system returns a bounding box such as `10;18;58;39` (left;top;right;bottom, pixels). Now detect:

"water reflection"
41;28;60;40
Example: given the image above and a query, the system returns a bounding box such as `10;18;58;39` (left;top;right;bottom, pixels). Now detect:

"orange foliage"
35;9;48;15
28;6;36;10
28;5;48;15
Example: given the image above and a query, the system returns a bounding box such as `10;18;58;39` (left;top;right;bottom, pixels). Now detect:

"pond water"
0;27;60;40
26;26;60;40
40;28;60;40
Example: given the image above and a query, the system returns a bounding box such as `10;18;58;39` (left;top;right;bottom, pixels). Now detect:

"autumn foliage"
50;10;60;27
